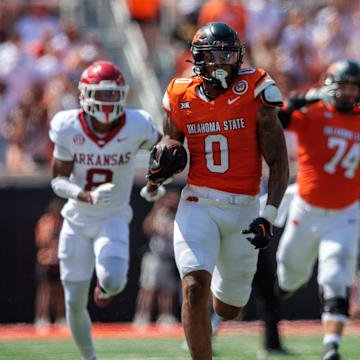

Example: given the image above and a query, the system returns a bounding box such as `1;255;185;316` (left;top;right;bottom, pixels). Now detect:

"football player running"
49;61;161;360
276;59;360;360
141;22;289;360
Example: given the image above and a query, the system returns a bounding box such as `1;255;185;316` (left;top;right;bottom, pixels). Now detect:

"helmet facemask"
325;79;360;113
191;47;244;89
324;59;360;113
79;81;129;124
190;22;245;90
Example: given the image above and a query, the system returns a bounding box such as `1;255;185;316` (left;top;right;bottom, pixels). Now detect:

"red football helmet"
79;61;129;123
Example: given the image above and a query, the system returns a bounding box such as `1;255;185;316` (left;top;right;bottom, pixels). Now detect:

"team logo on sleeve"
73;134;85;145
232;80;248;95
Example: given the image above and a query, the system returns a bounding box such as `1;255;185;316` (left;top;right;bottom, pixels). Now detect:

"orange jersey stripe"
288;102;360;209
163;69;276;195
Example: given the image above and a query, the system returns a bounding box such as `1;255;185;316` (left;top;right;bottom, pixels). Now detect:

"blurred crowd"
1;0;360;173
167;0;360;91
0;2;109;173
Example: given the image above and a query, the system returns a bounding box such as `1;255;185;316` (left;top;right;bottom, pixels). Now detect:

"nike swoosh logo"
228;96;240;105
259;224;266;237
149;168;162;174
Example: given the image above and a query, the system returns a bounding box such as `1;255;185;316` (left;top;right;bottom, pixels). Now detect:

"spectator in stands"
34;197;66;328
276;7;317;90
125;0;163;65
133;189;180;327
198;0;248;41
15;3;61;48
5;83;48;173
0;0;358;178
312;6;352;69
0;3;110;173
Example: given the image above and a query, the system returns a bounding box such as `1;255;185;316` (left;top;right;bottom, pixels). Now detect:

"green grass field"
0;335;358;360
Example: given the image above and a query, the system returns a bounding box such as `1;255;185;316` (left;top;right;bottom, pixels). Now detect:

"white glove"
89;183;116;207
140;185;166;202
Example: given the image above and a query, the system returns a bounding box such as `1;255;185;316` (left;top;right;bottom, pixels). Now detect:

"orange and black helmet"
324;59;360;111
190;22;245;88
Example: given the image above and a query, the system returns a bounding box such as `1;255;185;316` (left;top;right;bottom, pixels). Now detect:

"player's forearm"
163;113;185;143
257;105;289;208
51;176;91;203
266;160;289;208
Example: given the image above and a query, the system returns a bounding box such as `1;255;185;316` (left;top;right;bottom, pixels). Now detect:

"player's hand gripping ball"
147;138;187;184
242;217;273;249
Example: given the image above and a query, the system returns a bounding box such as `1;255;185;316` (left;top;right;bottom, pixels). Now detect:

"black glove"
242;217;273;249
280;86;329;129
287;86;329;111
147;146;183;183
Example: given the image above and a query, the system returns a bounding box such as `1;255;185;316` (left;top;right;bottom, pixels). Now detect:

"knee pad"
97;257;129;295
320;295;349;317
101;273;127;296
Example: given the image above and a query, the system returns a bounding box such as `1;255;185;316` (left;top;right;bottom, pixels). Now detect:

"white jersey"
49;108;158;225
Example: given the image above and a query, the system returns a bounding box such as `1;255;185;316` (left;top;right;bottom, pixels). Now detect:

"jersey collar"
78;110;126;148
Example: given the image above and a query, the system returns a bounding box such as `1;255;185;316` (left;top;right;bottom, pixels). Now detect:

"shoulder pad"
254;71;275;98
49;109;79;147
128;109;158;150
261;85;283;107
130;108;152;122
169;77;194;95
237;68;276;100
163;77;195;113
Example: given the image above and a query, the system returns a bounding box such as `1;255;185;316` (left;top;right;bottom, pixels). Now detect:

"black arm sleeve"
278;87;326;129
277;108;291;129
277;93;307;129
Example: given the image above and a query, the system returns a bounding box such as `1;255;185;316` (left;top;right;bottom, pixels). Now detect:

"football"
156;138;188;174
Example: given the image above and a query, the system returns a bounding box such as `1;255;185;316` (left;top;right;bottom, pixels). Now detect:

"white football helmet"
79;61;129;123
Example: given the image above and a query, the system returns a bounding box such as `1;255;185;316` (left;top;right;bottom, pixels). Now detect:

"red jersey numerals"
85;168;113;191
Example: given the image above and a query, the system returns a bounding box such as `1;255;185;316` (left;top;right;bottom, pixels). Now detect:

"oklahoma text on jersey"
186;118;245;134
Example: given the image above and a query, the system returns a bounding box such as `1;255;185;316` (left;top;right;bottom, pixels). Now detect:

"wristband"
140;185;166;202
260;205;278;225
88;192;93;204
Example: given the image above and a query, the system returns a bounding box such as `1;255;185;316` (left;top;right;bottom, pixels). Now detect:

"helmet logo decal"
232;80;248;95
213;41;229;46
192;30;203;44
73;134;85;145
